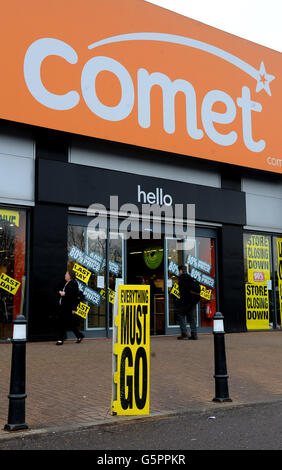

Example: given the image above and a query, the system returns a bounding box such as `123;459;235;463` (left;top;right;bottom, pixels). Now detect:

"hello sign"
1;0;281;172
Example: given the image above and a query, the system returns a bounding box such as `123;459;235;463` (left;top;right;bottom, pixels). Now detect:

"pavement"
1;330;282;441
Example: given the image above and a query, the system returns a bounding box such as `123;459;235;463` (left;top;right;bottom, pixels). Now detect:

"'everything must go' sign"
112;285;150;416
0;0;281;173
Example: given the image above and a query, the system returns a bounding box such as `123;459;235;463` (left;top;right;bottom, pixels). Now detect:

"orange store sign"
1;0;281;172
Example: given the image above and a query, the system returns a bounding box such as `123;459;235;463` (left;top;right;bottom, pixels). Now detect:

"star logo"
256;61;275;96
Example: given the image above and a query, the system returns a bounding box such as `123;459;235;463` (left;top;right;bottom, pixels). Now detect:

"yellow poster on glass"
276;238;282;324
170;282;212;301
0;273;21;295
111;285;150;416
100;288;115;304
245;284;269;330
246;234;270;283
0;210;19;227
72;263;91;284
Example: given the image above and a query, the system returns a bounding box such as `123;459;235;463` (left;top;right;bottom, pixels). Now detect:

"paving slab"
0;331;282;439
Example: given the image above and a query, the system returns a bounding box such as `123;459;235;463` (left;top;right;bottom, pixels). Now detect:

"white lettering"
201;90;237;146
237;86;265;152
163;194;173;205
81;56;134;121
137;185;173;206
267;156;282;167
137;68;203;139
87;203;107;239
138;185;147;204
119;203;140;239
24;38;79;110
24;39;266;154
147;192;156;204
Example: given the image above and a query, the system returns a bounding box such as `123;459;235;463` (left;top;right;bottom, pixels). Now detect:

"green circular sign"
143;247;163;269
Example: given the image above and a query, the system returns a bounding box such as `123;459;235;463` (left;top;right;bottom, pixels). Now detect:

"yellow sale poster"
100;288;115;304
245;283;269;330
170;282;211;300
246;234;270;283
111;285;150;416
170;283;180;299
0;210;19;227
0;273;21;295
73;263;91;284
75;302;90;319
276;238;282;324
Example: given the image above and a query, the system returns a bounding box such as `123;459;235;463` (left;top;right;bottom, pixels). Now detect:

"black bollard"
4;315;28;431
212;312;232;403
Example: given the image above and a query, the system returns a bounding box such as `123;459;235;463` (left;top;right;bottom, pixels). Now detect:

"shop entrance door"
68;215;218;338
127;238;165;335
164;229;218;335
68;216;125;338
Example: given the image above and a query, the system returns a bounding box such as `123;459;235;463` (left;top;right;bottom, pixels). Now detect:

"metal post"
4;315;28;431
212;312;232;403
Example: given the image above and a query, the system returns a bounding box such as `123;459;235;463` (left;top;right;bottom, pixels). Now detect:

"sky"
146;0;282;53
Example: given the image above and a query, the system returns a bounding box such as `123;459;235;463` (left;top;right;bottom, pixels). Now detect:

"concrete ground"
0;331;282;439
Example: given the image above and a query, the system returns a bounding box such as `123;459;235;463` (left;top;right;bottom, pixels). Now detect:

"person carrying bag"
56;269;85;345
177;264;200;340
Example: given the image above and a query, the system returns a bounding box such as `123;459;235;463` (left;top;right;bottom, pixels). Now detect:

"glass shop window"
0;209;27;340
67;224;123;331
167;236;217;329
243;233;273;330
273;236;282;329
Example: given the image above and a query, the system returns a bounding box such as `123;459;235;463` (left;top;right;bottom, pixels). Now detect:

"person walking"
56;269;85;345
177;265;200;340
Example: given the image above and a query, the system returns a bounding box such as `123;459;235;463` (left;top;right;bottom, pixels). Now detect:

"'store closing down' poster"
245;234;270;330
246;234;270;283
245;284;269;330
277;238;282;325
112;284;150;416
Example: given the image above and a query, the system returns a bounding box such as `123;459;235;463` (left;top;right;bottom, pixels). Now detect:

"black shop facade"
1;123;282;342
24;132;247;341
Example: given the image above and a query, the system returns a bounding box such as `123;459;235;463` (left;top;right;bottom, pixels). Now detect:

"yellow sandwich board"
111;284;150;416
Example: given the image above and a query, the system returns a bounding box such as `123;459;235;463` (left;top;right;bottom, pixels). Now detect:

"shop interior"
127;238;165;335
0;211;26;340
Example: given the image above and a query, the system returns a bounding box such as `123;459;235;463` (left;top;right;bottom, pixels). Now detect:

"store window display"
168;236;217;330
0;208;27;340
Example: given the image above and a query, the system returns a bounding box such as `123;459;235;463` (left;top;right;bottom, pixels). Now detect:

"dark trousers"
177;302;197;337
57;308;83;341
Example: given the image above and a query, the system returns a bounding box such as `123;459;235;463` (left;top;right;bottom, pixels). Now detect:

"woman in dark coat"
56;270;84;345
